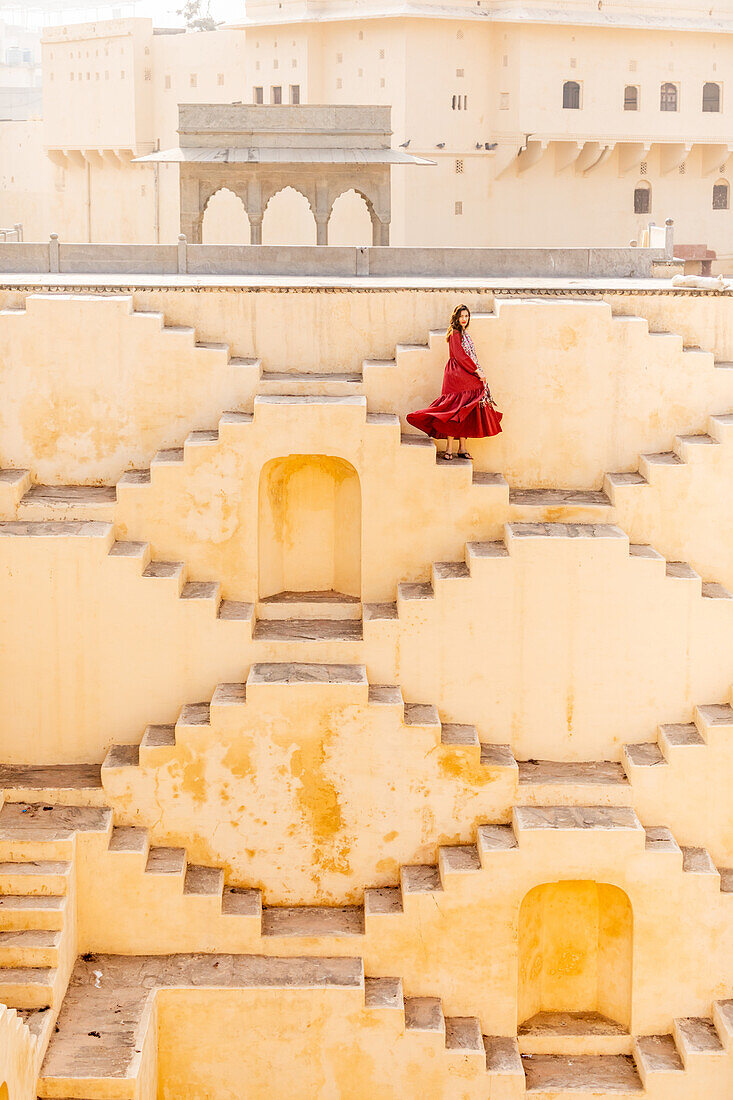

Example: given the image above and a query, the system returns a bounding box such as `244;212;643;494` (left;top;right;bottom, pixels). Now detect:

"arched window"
634;181;651;214
563;80;580;109
451;94;457;109
703;82;721;112
660;82;678;111
713;179;730;210
624;85;639;111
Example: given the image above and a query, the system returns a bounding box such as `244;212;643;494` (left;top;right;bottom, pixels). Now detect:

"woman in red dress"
407;304;502;460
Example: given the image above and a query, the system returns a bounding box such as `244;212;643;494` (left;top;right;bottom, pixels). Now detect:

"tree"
177;0;217;31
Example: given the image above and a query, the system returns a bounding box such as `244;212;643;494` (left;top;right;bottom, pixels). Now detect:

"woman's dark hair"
446;303;470;342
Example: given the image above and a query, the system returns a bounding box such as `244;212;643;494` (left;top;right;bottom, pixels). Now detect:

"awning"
134;146;435;166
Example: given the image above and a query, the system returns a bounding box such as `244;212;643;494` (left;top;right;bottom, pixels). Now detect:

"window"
456;68;464;77
218;73;225;85
255;60;260;70
358;30;363;39
452;94;457;109
703;82;721;112
563;80;580;109
502;54;508;66
253;85;264;104
165;74;171;89
713;179;729;210
624;85;639;110
634;181;651;214
455;201;463;214
290;83;300;104
570;57;577;69
291;58;297;67
380;77;385;87
70;71;74;80
457;28;464;39
271;85;282;104
455;159;464;173
336;77;342;89
500;92;509;109
337;52;343;62
660;82;678;111
629;59;637;72
190;73;197;88
379;49;385;59
273;58;279;69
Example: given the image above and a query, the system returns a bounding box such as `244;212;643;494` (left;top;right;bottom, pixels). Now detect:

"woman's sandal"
456;451;472;460
441;451;455;461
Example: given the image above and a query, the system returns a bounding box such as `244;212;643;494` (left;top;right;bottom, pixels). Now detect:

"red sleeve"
448;330;479;375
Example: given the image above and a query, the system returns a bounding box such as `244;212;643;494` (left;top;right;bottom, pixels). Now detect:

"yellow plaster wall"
156;987;487;1100
0;295;257;484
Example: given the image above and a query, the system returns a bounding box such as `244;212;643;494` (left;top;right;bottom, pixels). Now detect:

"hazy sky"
137;0;246;27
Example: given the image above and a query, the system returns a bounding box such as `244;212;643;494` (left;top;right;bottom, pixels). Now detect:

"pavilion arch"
201;187;250;245
258;455;361;599
261;186;318;246
328;188;374;247
0;1083;9;1100
518;881;633;1031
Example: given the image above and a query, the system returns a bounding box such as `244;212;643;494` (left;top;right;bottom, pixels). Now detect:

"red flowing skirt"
407;386;503;440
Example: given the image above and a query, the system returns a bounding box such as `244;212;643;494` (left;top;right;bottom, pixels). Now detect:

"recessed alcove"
518;881;633;1048
258;455;361;600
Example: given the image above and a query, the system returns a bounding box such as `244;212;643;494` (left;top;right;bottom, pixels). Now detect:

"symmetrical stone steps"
2;800;730;956
99;661;514;778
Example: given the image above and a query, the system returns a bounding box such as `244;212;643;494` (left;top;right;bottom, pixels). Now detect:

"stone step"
261;906;364;938
712;1000;733;1050
522;1053;643;1095
257;590;362;621
483;1035;524;1080
253;618;363;641
363;975;403;1011
144;846;186;878
183;865;224;898
404;996;444;1034
107;827;149;858
259;370;363;397
673;1017;725;1065
0;804;111;860
0;928;60;967
518;1011;631;1056
633;1034;684;1084
0;895;66;932
517;760;630;806
444;1016;484;1056
0;860;71;896
0;765;104;809
17;485;117;521
0;965;57;1009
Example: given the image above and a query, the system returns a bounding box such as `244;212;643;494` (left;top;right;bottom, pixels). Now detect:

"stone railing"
0;224;674;280
0;224;23;243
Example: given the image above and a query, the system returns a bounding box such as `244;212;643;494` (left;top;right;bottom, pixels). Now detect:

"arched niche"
328;189;374;246
0;1083;9;1100
258;455;361;599
201;188;250;244
262;187;317;245
518;881;633;1031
